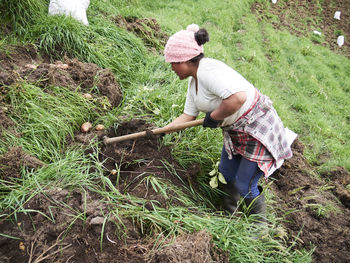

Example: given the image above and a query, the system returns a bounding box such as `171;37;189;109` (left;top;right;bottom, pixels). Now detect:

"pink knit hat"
164;24;204;63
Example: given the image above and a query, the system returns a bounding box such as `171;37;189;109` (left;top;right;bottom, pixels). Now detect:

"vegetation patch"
1;0;350;262
114;16;169;53
252;0;350;57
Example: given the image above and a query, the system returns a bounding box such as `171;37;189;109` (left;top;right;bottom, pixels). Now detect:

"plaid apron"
222;89;293;178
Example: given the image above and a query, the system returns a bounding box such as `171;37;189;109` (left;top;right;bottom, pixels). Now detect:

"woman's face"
171;62;192;80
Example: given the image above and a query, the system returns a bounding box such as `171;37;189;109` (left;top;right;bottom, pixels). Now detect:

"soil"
0;44;122;107
114;16;169;54
0;119;226;262
1;9;350;263
271;140;350;263
0;146;44;180
0;185;225;263
99;119;197;209
252;0;350;58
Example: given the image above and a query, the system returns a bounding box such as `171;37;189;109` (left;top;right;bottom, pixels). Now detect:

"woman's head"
164;24;209;63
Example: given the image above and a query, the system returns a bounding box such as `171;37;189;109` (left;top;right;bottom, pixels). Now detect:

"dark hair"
194;28;209;46
190;29;209;63
190;53;204;63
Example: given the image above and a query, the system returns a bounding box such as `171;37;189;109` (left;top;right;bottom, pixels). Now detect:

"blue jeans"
218;146;263;198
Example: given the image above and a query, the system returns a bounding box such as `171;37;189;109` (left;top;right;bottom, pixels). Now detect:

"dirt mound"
271;139;350;263
321;166;350;209
0;106;15;130
0;46;122;107
149;230;228;263
99;119;199;208
252;0;350;58
0;172;224;262
0;45;38;71
114;16;169;53
0;146;44;180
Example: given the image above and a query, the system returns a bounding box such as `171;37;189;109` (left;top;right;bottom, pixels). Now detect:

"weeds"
0;0;47;32
2;83;100;161
0;0;348;262
307;202;340;218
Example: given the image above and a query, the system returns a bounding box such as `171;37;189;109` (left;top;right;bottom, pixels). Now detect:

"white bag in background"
334;11;341;20
48;0;90;26
337;35;344;47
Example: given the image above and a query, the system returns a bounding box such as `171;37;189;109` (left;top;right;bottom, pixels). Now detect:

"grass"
0;0;349;262
2;83;101;161
0;0;47;32
0;146;100;212
307;202;340;218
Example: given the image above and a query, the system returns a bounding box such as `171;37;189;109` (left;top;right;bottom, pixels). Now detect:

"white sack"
49;0;90;26
337;35;344;47
334;11;341;20
271;0;277;3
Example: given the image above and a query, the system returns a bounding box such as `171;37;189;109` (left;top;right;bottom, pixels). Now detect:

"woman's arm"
164;113;196;129
210;91;247;120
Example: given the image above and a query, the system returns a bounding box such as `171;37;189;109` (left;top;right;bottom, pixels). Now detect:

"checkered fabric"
222;90;293;178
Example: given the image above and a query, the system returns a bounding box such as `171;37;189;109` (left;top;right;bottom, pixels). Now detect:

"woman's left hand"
203;111;222;128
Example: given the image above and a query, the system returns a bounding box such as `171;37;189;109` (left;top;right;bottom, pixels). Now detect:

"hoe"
103;119;204;145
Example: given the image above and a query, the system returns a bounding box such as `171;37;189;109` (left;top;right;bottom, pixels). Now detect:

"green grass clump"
30;15;92;60
2;83;100;161
25;14;147;87
0;146;103;213
0;0;47;32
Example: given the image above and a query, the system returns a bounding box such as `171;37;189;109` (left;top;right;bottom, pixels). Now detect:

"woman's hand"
203;111;222;128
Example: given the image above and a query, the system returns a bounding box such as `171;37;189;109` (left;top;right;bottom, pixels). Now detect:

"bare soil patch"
0;45;122;107
99;118;200;209
0;106;15;130
0;146;44;180
252;0;350;58
114;16;169;53
271;139;350;263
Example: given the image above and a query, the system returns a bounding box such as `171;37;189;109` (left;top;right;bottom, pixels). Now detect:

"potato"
19;242;25;251
81;122;93;133
83;93;93;99
24;64;37;69
95;124;105;131
56;63;69;69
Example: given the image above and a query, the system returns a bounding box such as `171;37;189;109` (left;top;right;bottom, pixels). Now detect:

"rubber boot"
244;186;266;224
223;181;241;214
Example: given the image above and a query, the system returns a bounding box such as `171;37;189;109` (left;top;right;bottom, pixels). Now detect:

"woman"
164;24;294;222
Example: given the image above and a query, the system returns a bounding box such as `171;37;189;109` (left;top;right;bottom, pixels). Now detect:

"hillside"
0;0;349;262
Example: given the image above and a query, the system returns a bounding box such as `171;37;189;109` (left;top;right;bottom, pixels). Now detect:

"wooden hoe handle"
103;119;204;145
